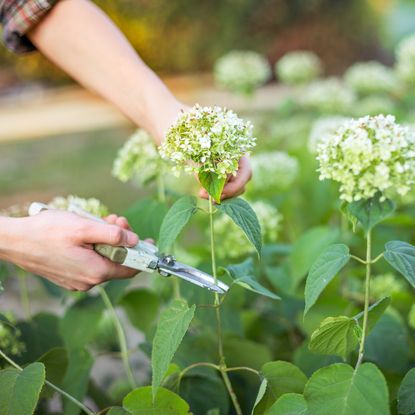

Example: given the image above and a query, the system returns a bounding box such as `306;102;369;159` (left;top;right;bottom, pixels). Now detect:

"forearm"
0;217;21;262
27;0;183;143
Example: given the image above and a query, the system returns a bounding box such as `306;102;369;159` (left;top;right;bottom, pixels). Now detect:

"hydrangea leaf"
267;393;308;415
308;316;361;359
251;379;268;415
353;297;391;333
198;171;226;204
347;194;395;233
158;196;198;253
225;259;280;300
254;361;308;413
304;363;389;415
152;299;195;400
304;244;350;315
398;368;415;414
384;241;415;288
0;362;45;415
217;198;262;256
124;386;190;415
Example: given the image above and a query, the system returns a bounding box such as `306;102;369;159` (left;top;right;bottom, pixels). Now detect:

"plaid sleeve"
0;0;59;54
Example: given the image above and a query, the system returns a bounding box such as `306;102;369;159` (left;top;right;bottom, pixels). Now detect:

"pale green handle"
94;244;128;264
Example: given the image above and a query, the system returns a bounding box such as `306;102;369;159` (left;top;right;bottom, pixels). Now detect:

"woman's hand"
0;210;139;291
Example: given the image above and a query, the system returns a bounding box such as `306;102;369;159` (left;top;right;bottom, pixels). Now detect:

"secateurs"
28;202;229;294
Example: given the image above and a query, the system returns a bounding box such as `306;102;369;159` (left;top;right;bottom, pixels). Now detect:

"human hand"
198;155;252;201
0;210;139;291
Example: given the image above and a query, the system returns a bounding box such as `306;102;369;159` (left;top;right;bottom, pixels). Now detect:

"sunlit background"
0;0;415;211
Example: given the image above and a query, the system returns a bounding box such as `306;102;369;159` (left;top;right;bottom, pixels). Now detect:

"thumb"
81;221;139;247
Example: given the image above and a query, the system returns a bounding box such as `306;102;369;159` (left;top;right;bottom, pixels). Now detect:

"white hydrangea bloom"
276;50;322;85
214;51;271;95
113;129;166;185
250;151;299;191
371;273;405;299
159;105;256;178
302;78;356;114
215;201;282;258
308;116;350;153
344;61;399;95
49;195;109;217
317;114;415;202
353;95;397;117
395;34;415;85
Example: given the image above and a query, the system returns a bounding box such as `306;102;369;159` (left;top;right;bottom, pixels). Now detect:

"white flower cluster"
308;116;350;153
301;78;355;114
395;34;415;85
317;114;415;202
49;195;109;217
344;61;399;96
159;105;256;178
214;51;271;95
371;273;405;299
113;129;166;185
353;95;397;117
215;201;282;258
250;151;299;191
276;50;322;85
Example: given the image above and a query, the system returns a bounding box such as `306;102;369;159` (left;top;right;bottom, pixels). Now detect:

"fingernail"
127;232;139;246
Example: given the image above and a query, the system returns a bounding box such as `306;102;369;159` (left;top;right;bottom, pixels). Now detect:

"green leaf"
59;297;104;351
308;316;361;359
61;349;94;415
120;289;160;334
353;297;391;333
252;380;268;415
254;361;307;414
347;194;395;233
107;407;129;415
384;241;415;288
304;244;350;315
217;198;262;256
123;386;190;415
304;363;389;415
398;368;415;414
158;196;198;253
152;299;195;399
198;171;226;204
290;227;340;286
267;393;308;415
0;362;45;415
225;259;280;300
37;347;68;398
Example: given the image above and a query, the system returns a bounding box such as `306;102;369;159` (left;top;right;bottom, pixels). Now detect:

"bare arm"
27;0;183;144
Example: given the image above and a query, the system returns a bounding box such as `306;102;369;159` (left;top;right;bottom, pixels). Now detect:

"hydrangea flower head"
113;129;167;185
344;61;399;95
395;34;415;85
353;96;397;117
308;116;350;153
215;201;282;258
49;195;109;217
302;78;355;114
160;105;256;179
250;151;299;191
214;51;271;95
276;51;322;85
317;114;415;202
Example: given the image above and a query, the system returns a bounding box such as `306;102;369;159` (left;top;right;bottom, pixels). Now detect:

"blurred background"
1;0;415;211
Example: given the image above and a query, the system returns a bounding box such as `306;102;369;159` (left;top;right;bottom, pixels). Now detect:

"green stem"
0;349;95;415
225;366;260;377
350;255;367;265
157;174;166;203
98;287;137;389
17;269;31;320
208;197;242;415
355;230;372;370
371;252;384;264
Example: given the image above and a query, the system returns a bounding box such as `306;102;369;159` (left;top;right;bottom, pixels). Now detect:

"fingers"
80;221;138;247
104;215;131;230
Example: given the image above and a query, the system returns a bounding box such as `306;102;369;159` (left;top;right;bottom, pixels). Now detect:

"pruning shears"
28;202;229;294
